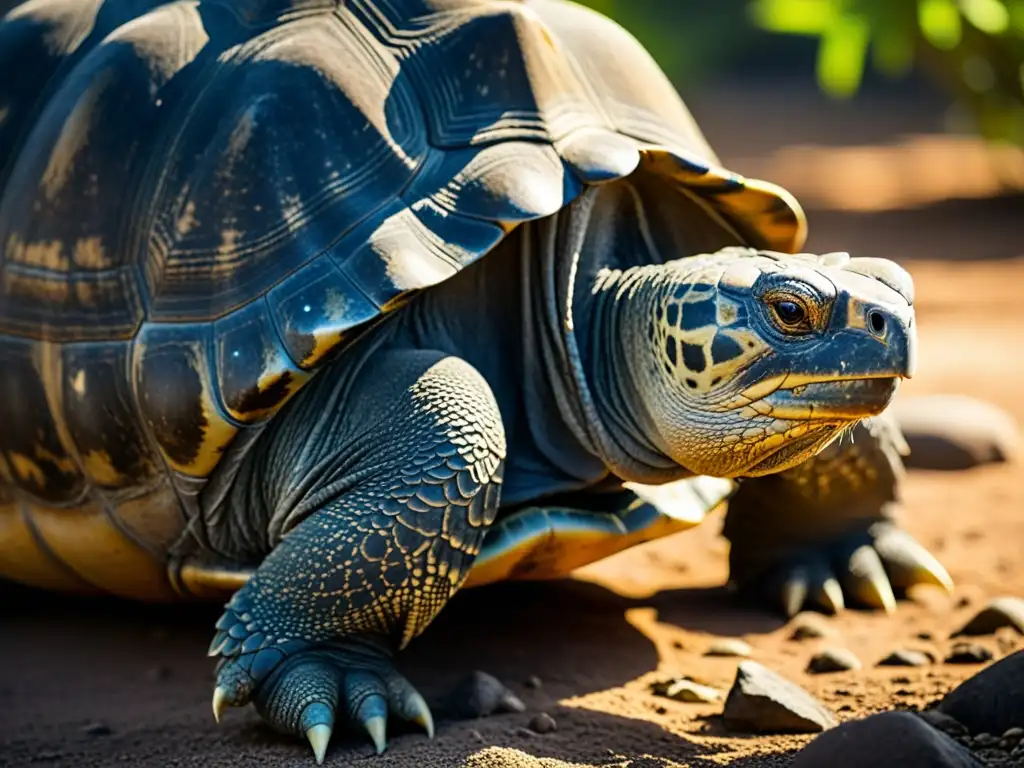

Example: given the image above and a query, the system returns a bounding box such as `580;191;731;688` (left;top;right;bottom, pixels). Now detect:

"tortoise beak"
753;298;917;422
832;296;918;381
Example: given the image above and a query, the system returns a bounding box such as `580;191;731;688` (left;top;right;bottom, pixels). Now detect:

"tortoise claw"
363;715;387;755
779;569;809;618
212;686;228;724
812;577;846;615
386;675;435;738
872;525;955;594
842;544;897;613
306;723;332;765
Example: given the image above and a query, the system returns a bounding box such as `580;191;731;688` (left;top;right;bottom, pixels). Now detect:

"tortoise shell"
0;0;805;599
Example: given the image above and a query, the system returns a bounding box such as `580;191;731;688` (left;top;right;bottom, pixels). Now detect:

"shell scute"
0;337;86;504
213;298;311;423
145;8;428;321
266;255;379;370
354;0;602;148
0;1;212;340
61;340;160;491
132;322;237;477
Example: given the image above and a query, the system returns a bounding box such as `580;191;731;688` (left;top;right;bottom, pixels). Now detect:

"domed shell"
0;0;805;512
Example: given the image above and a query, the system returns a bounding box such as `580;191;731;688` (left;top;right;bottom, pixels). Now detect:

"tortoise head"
616;247;916;478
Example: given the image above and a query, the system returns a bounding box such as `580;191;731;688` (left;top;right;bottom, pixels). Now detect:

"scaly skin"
207;245;937;762
211;352;505;759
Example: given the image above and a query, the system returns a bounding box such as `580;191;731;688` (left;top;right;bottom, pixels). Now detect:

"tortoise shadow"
0;577;793;766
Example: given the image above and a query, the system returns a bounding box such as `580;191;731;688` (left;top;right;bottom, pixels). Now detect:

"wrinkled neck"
535;188;690;486
578;267;690;483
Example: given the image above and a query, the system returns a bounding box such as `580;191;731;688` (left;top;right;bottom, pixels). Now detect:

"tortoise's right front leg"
209;352;505;762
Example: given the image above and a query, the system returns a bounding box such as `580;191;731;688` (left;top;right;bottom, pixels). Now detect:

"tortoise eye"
772;300;806;328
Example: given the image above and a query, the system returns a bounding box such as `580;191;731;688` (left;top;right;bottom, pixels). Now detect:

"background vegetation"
579;0;1024;145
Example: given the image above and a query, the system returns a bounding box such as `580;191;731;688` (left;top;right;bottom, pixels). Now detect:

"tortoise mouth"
741;423;844;477
760;376;901;421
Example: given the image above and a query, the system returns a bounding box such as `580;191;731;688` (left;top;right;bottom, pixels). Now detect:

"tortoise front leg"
724;411;952;617
208;352;505;762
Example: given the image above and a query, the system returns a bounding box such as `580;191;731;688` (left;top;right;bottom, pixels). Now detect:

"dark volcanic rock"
953;597;1024;637
723;661;837;734
937;649;1024;735
918;709;969;738
878;649;934;667
944;642;994;665
788;612;834;641
791;711;982;767
808;647;862;674
443;671;526;720
893;395;1020;470
527;713;556;734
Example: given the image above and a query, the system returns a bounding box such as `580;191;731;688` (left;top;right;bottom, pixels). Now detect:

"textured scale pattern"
0;0;803;597
210;355;505;701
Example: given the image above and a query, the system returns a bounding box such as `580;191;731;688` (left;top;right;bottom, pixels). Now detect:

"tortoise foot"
753;521;953;618
208;594;433;763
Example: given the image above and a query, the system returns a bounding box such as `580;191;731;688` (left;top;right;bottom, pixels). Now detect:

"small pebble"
524;675;542;689
705;638;752;657
996;627;1020;654
469;729;484;742
527;713;557;734
1002;726;1024;740
973;732;999;747
878;649;933;668
650;677;721;703
944;642;994;665
918;709;968;737
789;613;833;641
81;722;111;737
443;671;526;719
808;648;862;674
723;661;837;734
953;597;1024;638
514;727;535;738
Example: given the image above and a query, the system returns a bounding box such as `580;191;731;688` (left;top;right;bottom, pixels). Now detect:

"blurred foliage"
749;0;1024;143
577;0;1024;145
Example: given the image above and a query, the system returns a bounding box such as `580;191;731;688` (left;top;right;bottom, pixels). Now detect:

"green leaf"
750;0;836;34
817;13;871;96
872;27;916;76
919;0;963;49
1008;0;1024;34
960;0;1010;33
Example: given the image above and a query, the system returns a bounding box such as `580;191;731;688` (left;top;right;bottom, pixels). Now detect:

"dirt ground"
1;251;1022;768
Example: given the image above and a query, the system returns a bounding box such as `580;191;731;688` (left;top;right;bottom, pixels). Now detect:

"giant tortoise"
0;0;980;761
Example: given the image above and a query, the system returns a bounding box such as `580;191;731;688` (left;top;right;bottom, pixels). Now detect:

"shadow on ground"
0;578;794;767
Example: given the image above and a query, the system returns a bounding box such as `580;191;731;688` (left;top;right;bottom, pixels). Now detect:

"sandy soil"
1;254;1022;768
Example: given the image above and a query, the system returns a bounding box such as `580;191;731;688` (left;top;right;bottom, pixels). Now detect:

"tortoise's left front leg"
208;352;505;761
724;411;953;618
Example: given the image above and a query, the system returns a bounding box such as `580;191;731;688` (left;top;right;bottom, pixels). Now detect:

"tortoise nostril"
867;309;886;336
